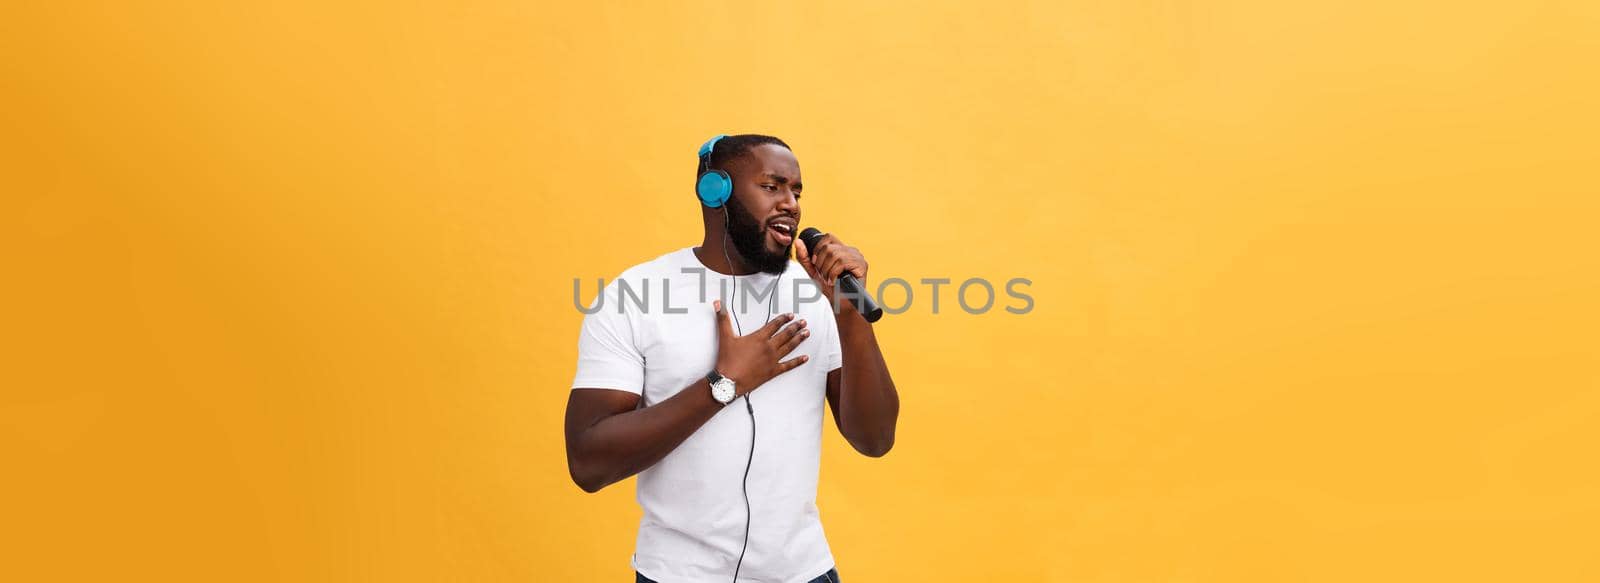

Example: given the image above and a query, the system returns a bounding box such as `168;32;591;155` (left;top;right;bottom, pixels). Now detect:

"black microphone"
799;227;884;323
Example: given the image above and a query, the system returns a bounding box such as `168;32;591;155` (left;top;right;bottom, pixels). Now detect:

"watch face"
711;378;736;404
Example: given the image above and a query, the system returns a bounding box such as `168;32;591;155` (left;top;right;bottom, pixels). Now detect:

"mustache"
724;197;791;274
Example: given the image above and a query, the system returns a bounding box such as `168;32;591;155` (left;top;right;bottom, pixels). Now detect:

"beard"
725;195;791;275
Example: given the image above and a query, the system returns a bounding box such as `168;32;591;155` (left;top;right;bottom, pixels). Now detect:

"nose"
776;187;799;214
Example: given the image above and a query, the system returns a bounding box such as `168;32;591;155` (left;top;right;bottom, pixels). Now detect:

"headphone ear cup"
696;170;733;208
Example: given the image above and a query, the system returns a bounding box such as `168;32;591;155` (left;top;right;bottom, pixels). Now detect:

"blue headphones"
696;134;732;208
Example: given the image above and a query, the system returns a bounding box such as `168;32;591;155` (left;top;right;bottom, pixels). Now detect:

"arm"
797;236;901;457
564;300;810;493
825;301;900;456
564;381;720;493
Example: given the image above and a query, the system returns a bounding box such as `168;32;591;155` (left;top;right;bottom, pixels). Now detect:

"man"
565;134;901;583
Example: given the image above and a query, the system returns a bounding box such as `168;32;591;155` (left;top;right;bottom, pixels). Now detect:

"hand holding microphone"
797;227;885;323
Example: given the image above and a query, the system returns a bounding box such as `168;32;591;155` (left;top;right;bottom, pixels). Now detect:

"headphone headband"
699;134;728;159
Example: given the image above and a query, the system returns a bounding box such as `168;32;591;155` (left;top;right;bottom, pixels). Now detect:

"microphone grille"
798;227;825;252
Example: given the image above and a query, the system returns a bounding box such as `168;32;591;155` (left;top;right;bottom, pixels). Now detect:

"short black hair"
697;134;792;178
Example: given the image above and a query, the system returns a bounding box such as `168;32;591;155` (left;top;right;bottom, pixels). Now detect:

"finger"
777;323;811;354
829;260;859;283
809;237;836;265
750;312;795;338
714;300;734;338
768;318;808;346
824;258;845;282
845;260;867;280
794;240;820;279
774;354;810;375
817;251;843;284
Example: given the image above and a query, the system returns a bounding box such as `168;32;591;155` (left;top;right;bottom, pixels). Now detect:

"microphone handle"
835;273;884;323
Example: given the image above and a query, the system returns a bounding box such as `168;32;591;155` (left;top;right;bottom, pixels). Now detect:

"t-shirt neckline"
681;246;786;281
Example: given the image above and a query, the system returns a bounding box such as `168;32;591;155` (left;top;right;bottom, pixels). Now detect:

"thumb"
713;299;734;338
795;241;817;277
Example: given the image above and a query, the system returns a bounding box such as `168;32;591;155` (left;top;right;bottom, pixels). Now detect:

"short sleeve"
571;282;646;394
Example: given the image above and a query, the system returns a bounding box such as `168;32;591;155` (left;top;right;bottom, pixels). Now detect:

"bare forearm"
567;303;809;492
836;305;899;456
567;380;721;492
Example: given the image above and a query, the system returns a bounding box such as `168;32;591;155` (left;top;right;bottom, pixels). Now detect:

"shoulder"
613;247;694;281
579;248;693;313
596;248;697;293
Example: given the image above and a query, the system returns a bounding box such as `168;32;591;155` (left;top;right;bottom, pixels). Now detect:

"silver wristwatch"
707;369;736;405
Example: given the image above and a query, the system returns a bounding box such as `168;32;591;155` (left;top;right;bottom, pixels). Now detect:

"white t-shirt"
571;247;843;583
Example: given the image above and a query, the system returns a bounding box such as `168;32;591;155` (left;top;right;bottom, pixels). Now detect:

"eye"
761;184;777;191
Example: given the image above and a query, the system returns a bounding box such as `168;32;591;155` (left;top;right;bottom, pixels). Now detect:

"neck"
695;228;759;276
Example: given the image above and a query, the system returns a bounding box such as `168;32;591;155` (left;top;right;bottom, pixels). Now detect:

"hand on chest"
639;295;832;405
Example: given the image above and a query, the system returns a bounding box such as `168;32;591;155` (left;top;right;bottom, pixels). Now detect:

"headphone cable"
723;224;776;583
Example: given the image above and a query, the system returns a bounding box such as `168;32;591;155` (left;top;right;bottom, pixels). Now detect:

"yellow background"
4;1;1598;581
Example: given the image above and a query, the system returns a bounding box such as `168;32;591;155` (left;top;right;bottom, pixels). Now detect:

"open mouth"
767;220;796;246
